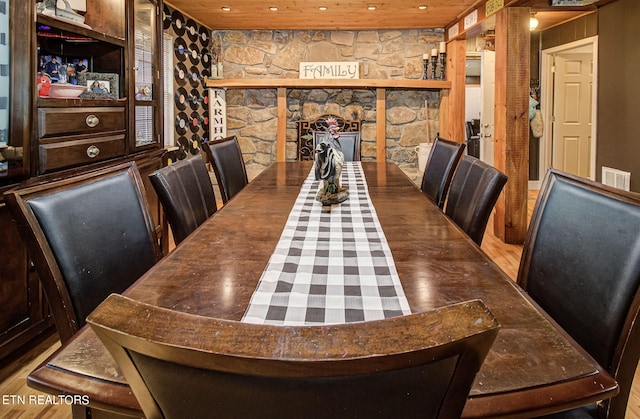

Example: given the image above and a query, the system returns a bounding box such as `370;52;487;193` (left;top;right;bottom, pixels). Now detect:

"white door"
552;53;593;178
480;50;495;166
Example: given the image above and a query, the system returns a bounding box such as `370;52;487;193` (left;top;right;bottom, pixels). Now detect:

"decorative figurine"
315;118;348;205
36;0;90;28
37;73;51;97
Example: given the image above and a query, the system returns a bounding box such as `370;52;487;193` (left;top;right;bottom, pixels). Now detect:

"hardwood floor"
1;189;639;418
0;332;68;418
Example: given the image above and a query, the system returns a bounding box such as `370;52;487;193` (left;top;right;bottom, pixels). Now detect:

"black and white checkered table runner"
242;162;411;325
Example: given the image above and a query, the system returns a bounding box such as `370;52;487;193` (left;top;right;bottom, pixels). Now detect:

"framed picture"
135;83;153;101
38;54;92;85
39;55;63;82
78;72;119;99
62;58;90;85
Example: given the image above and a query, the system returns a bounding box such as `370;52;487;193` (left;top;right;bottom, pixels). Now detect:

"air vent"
602;167;631;191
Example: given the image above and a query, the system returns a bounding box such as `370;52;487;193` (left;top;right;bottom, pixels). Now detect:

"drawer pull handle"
86;115;100;127
87;146;100;158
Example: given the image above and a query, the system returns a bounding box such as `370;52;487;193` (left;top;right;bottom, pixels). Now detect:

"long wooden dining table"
27;161;617;418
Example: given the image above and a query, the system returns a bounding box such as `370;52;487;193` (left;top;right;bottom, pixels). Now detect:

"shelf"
204;77;450;163
37;97;127;107
36;14;126;47
204;78;451;90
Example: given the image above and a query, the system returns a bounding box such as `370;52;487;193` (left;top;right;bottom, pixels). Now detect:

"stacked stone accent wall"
216;29;445;179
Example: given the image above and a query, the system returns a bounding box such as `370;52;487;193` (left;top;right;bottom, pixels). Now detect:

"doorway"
464;50;495;167
480;50;495;166
540;36;598;186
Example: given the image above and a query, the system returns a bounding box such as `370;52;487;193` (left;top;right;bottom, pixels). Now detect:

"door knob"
85;115;100;128
86;145;100;158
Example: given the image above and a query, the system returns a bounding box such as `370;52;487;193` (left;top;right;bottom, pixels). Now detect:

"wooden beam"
444;0;606;42
445;1;488;41
443;39;466;144
205;78;450;90
276;87;287;162
492;7;530;244
376;88;386;161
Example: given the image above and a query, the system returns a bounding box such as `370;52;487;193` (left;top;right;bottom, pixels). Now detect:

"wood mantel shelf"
206;78;450;162
204;78;450;90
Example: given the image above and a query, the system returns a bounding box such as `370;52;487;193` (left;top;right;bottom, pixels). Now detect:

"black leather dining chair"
202;136;249;204
313;131;361;161
420;137;466;208
518;169;640;419
149;154;218;245
89;294;499;419
445;156;507;245
4;162;162;343
465;121;480;158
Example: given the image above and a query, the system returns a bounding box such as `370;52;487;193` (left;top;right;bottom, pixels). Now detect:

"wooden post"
376;87;386;161
443;39;466;144
276;87;287;162
493;7;530;244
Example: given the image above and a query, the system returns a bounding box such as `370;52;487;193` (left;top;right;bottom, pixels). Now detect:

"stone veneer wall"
215;29;445;179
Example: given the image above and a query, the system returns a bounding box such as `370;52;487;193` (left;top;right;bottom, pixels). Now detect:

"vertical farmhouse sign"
299;62;360;80
208;88;227;140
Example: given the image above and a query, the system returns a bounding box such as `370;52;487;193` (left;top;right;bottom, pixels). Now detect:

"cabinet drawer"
39;134;126;173
38;107;125;138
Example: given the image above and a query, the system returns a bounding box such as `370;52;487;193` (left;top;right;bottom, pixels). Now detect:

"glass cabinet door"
1;0;30;182
133;0;161;148
0;1;9;172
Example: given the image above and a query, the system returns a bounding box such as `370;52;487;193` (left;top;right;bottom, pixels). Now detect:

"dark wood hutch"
0;0;165;363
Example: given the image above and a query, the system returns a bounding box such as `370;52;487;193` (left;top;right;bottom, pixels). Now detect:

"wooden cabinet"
34;4;128;177
0;0;165;362
37;106;127;172
38;107;126;138
0;0;30;181
131;0;162;151
0;202;53;361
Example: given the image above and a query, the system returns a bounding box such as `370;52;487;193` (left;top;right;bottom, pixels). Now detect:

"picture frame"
39;55;63;82
64;57;90;85
135;82;153;101
77;72;119;99
38;54;92;85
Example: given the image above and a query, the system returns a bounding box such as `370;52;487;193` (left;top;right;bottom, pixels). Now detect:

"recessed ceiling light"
269;6;278;11
221;6;231;11
368;6;377;10
418;5;428;10
318;6;328;11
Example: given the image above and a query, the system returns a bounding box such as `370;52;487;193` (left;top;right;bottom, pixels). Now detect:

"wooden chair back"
5;162;162;342
89;294;500;419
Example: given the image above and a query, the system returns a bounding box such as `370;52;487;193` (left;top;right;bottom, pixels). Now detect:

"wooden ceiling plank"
164;0;479;30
